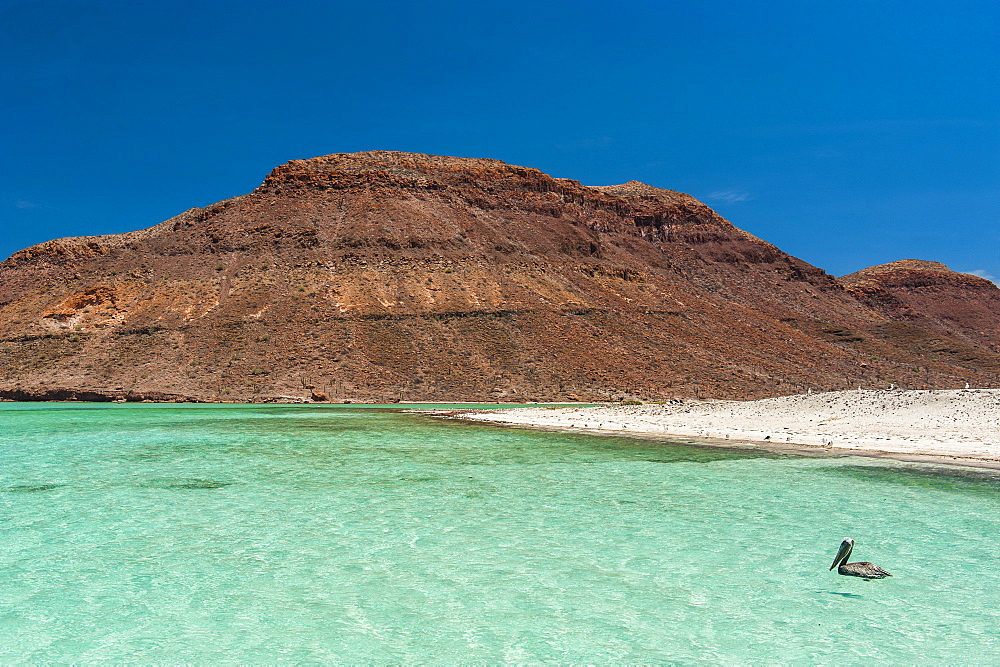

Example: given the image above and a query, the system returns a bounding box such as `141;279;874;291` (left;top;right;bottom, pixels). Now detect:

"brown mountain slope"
838;259;1000;355
1;151;998;402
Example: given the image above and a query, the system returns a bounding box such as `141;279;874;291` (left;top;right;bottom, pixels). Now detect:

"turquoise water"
1;403;999;662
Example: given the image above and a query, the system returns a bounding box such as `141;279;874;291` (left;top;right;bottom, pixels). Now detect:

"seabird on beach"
829;537;892;579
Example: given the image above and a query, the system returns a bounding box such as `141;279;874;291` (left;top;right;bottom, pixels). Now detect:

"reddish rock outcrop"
1;151;998;402
839;260;1000;354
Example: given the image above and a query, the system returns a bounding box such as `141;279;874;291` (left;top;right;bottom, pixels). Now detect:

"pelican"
829;537;892;579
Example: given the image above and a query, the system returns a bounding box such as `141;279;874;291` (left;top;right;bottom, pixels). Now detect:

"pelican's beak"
830;538;853;570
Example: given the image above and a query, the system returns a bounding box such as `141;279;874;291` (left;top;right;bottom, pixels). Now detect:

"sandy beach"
454;389;1000;467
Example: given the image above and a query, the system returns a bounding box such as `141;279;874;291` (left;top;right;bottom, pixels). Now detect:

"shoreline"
445;389;1000;470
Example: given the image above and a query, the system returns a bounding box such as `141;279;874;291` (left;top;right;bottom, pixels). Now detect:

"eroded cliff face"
2;151;998;402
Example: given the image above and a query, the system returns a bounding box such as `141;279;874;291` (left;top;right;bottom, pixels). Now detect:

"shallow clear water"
1;402;998;662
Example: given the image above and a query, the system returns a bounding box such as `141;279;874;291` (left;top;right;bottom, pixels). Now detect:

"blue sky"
2;0;998;281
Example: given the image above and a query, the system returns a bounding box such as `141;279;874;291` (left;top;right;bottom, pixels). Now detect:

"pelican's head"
830;537;855;570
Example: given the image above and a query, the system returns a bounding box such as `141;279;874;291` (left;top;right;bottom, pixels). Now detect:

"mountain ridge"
2;151;998;402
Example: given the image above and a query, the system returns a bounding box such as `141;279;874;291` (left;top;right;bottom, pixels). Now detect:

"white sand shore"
456;389;1000;466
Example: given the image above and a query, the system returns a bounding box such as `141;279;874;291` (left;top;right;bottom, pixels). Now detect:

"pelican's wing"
845;561;892;579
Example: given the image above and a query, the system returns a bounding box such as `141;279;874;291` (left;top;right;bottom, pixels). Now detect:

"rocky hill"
839;260;1000;354
2;151;998;402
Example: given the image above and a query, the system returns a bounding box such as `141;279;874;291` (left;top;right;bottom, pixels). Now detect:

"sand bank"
454;389;1000;467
